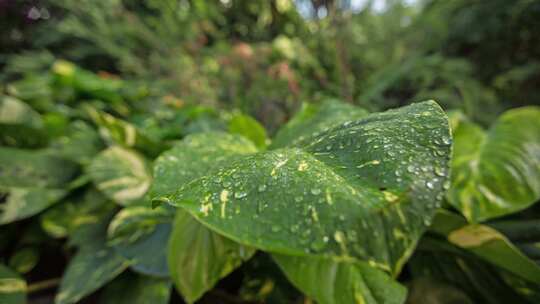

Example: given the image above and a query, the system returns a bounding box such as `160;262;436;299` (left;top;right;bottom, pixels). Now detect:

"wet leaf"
88;146;151;205
271;99;368;148
273;254;406;304
151;132;257;302
447;107;540;222
161;101;451;275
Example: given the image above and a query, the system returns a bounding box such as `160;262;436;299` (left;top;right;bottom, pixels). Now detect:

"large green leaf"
273;254;407;304
100;273;171;304
151;132;257;302
160;101;451;274
447;107;540;222
108;206;174;277
271;99;369;148
0;264;26;304
88;146;151;205
168;210;254;303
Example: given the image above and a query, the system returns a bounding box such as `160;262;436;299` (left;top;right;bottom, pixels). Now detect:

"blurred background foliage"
2;0;539;130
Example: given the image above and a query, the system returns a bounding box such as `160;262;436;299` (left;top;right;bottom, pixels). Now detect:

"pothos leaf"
107;206;174;277
431;211;540;284
84;105;165;156
88;146;151;205
228;112;269;149
273;254;406;304
151;132;257;302
160;101;451;275
447;107;540;222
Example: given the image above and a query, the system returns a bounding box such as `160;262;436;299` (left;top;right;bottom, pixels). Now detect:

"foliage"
1;1;539;303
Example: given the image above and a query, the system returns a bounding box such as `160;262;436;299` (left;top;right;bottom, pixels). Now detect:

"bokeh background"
2;0;539;132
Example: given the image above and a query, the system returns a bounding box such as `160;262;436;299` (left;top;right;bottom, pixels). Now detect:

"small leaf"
0;264;26;304
228;113;268;149
447;107;540;222
88;146;151;205
84;105;164;156
0;95;46;148
8;248;39;274
273;254;406;304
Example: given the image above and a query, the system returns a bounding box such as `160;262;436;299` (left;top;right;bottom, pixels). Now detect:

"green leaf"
84;105;164;156
162;101;451;274
100;273;171;304
0;148;79;188
40;187;113;239
108;206;174;277
228;113;268;149
151;132;258;302
271;99;369;148
0;264;26;304
447;107;540;222
88;146;151;205
273;254;406;304
0;95;45;148
431;211;540;284
8;248;39;274
55;235;129;304
0;187;67;224
48;120;104;164
168;210;255;303
448;225;540;284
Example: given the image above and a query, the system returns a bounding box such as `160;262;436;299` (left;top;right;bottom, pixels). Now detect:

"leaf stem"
26;278;61;293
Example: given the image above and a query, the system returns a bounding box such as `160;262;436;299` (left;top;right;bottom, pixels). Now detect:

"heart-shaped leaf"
447;107;540;222
160;101;451;274
88;146;151;205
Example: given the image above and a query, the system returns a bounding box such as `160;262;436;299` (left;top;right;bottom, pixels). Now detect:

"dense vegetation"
1;1;539;303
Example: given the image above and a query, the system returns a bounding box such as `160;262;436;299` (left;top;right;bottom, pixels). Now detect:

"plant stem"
26;278;61;293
